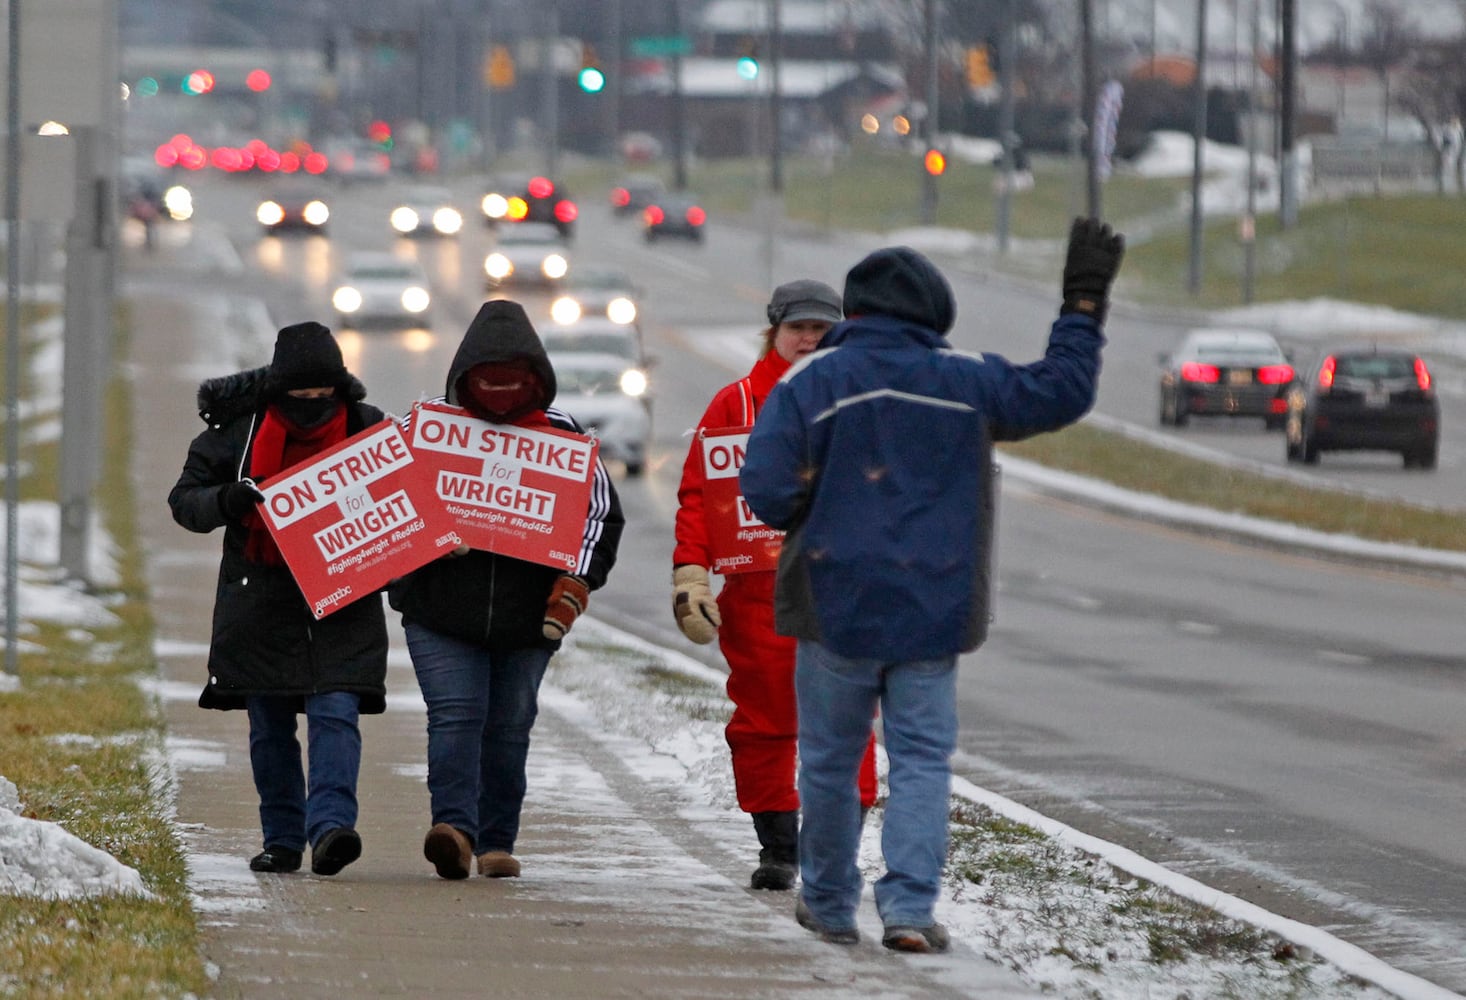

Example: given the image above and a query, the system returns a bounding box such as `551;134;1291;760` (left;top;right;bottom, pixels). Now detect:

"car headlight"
401;286;431;313
257;201;284;226
303;200;330;226
482;193;508;218
485;253;512;280
390;206;420;233
619;368;648;398
606;297;637;325
433;208;463;234
542;254;568;280
550;297;582;325
163;185;193;221
332;286;363;313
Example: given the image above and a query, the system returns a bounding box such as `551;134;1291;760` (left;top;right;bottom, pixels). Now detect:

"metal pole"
1081;0;1101;217
995;0;1016;253
1242;0;1260;303
1279;0;1298;228
1188;0;1208;295
769;0;783;193
4;0;22;675
919;0;938;223
542;1;560;178
608;0;622;157
670;0;687;190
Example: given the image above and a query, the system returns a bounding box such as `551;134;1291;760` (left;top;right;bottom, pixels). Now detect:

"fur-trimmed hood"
195;366;369;429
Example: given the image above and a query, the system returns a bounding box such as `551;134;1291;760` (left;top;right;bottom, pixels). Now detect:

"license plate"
1227;369;1252;385
1364;388;1389;407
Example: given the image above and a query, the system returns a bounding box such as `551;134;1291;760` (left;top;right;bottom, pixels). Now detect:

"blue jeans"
405;623;552;853
795;639;957;931
246;691;362;852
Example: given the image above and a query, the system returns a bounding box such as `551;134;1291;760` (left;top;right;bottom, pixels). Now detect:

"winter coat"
740;310;1105;662
167;366;390;712
388;301;624;650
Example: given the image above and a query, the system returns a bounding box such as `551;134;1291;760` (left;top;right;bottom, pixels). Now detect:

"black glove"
219;480;264;521
1060;217;1126;325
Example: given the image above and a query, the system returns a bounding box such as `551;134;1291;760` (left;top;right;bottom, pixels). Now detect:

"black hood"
195;366;367;428
444;299;557;409
842;246;956;334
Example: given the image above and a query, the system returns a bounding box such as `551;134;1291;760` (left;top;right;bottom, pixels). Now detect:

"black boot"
750;810;799;891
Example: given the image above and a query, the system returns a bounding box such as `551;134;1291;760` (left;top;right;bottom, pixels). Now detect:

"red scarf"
242;404;349;565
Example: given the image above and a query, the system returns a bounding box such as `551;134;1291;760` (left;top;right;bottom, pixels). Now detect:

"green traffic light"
736;56;759;80
578;66;605;93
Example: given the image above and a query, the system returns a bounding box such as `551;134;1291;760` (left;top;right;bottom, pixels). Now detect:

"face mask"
460;367;542;423
275;395;341;429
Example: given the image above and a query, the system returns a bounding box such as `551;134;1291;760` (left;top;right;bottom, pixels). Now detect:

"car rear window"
1335;356;1415;379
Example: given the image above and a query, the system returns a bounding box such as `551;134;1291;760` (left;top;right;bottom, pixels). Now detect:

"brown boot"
476;850;521;878
423;823;472;880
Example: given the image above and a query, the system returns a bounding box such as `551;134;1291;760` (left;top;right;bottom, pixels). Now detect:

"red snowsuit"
674;349;877;814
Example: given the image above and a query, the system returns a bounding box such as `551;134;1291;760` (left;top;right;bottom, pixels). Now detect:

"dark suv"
485;175;577;238
1284;346;1439;468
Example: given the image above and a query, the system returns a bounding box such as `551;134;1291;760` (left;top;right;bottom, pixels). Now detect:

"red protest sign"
700;427;782;575
258;419;461;619
405;402;597;572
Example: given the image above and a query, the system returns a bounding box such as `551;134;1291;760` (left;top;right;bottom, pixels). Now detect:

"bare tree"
1394;2;1466;192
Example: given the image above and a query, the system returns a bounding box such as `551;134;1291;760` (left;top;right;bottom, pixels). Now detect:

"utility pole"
3;0;21;676
1242;0;1261;303
769;0;783;193
1279;0;1298;228
919;0;939;223
1081;0;1101;217
995;0;1016;253
1188;0;1209;295
670;0;687;189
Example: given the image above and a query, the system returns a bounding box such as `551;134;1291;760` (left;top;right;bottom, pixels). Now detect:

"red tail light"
686;205;707;226
1414;357;1432;391
611;187;629;206
1180;362;1220;383
528;176;554;198
1256;364;1294;385
1317;355;1336;390
554;199;578;223
644;205;665;225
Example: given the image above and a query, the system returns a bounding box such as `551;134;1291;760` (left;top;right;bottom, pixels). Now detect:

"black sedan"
1158;328;1294;430
1285;346;1440;468
642;193;707;244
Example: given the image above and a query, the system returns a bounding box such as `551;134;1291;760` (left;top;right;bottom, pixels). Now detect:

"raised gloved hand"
219;480;264;522
672;564;721;645
1060;217;1126;325
542;574;590;640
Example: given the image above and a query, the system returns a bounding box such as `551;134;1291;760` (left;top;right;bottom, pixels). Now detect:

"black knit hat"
842;246;956;333
265;321;349;394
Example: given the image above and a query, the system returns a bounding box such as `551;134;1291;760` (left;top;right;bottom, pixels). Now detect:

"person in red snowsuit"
672;280;878;891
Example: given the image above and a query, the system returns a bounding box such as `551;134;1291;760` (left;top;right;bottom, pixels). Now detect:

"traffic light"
578;43;605;93
966;46;994;89
736;36;760;80
923;149;947;176
246;69;272;93
182;69;215;95
366;120;394;150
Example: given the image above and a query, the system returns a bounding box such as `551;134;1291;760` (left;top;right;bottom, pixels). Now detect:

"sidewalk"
130;291;1045;999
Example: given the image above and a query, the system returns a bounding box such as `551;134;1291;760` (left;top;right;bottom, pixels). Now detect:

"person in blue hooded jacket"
739;219;1125;954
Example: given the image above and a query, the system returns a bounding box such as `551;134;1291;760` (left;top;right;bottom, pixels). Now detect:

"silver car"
549;351;652;477
483;222;570;289
331;252;432;329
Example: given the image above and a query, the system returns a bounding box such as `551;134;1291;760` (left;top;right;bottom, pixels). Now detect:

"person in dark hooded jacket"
390;299;624;881
168;321;389;878
740;220;1125;953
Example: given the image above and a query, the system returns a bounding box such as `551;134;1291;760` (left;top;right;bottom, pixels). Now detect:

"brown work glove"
672;564;721;644
542;574;590;640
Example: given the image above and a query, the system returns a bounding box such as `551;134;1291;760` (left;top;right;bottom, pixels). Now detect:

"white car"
539;317;647;368
389;185;464;237
331;252;432;329
550;266;641;328
549;351;652;477
484;222;569;289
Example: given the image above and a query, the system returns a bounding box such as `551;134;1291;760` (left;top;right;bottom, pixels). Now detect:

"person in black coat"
390;299;624;880
168;321;389;878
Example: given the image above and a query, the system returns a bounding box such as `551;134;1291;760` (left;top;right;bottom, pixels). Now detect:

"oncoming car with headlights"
389;185;464;237
549;266;641;328
257;186;330;235
484;222;569;289
548;351;652;477
331;252;432;329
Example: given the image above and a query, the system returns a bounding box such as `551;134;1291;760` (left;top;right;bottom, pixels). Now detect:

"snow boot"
750;810;799;891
